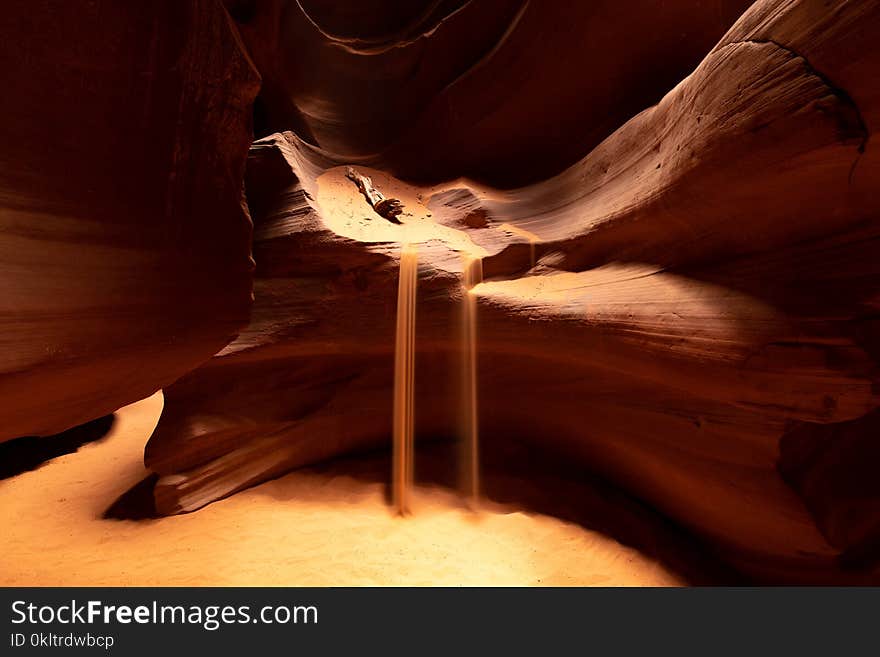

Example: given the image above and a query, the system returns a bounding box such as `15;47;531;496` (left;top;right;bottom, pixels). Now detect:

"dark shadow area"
252;94;271;142
103;474;160;520
840;530;880;571
780;408;880;571
225;0;257;24
0;415;115;480
273;436;747;585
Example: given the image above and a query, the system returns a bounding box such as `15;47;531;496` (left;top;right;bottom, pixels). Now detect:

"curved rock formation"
143;0;880;584
2;0;878;585
227;0;755;185
0;0;259;439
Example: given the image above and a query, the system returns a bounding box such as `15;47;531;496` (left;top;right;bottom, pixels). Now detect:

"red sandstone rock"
780;410;880;563
2;0;878;585
0;1;259;439
225;0;754;185
144;0;880;584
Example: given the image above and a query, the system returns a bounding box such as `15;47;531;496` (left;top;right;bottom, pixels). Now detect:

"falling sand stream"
317;165;495;515
461;255;483;506
392;247;486;513
392;246;418;515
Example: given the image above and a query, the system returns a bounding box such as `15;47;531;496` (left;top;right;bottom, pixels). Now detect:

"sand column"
461;256;483;506
393;246;418;514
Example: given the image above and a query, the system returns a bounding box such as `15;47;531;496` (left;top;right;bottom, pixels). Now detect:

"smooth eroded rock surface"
145;0;880;583
0;0;259;439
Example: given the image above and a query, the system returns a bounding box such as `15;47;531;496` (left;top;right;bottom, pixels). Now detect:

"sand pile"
0;393;688;586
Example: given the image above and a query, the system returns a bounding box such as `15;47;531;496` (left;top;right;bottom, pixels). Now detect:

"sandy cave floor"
0;393;705;586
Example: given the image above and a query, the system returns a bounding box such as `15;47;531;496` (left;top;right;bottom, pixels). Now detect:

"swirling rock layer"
227;0;755;185
145;0;880;583
2;0;877;584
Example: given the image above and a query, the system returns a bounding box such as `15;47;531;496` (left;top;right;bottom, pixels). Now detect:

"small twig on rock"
346;167;404;223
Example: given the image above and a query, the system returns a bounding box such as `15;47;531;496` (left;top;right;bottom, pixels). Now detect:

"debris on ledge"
346;166;404;223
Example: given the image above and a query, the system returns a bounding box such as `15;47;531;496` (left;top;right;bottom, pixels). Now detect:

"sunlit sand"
0;393;686;586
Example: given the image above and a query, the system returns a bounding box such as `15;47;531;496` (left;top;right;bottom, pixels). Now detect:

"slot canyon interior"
2;0;880;586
